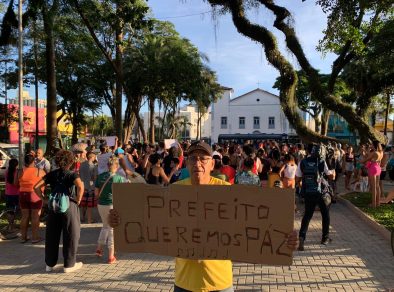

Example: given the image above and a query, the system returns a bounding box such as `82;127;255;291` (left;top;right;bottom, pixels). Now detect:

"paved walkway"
1;182;393;291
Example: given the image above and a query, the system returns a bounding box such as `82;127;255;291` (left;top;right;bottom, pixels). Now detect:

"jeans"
97;204;114;248
174;285;234;292
45;201;81;268
299;193;330;241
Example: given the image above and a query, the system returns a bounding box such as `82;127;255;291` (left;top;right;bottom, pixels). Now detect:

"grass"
342;192;394;231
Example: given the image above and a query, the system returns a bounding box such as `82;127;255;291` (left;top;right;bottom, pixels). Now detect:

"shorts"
19;191;43;210
79;190;97;208
345;162;354;172
380;171;386;180
5;195;19;211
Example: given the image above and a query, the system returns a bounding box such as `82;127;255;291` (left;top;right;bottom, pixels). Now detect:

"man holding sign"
110;141;298;292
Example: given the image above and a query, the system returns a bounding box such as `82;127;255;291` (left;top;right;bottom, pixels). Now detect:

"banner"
164;139;178;150
113;183;294;265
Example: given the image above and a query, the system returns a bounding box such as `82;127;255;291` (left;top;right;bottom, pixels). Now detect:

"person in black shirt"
34;150;84;273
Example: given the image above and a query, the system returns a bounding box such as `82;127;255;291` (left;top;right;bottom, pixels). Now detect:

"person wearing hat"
109;141;299;291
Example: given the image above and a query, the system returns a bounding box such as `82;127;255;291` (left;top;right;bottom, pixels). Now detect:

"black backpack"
300;157;325;196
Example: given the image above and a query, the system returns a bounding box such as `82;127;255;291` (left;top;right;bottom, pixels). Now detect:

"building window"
221;117;227;129
239;117;245;129
253;117;260;129
268;117;275;129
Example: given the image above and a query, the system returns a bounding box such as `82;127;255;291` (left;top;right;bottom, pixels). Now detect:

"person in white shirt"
34;148;51;173
97;144;113;175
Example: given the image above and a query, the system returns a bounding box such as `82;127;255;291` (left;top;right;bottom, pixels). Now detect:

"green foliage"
343;192;394;230
317;0;393;55
85;115;114;136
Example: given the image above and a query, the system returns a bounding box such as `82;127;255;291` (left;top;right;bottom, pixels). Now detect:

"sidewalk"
0;180;393;291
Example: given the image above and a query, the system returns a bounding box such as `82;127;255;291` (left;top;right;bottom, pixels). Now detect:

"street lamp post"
18;0;24;164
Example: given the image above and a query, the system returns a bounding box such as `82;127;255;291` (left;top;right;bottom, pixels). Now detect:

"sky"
6;0;337;115
148;0;337;97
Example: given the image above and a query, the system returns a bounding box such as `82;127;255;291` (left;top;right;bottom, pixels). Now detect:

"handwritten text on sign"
113;183;294;265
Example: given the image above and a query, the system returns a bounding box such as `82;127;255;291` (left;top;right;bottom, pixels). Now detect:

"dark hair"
169;146;178;158
271;149;281;161
307;143;315;154
172;157;180;165
6;158;18;184
222;155;230;165
373;140;382;151
213;156;222;169
55;150;75;170
149;153;161;165
242;144;254;156
284;153;294;162
243;157;254;169
24;153;35;166
159;141;165;149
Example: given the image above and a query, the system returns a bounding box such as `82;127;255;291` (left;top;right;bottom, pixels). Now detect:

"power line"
157;10;213;20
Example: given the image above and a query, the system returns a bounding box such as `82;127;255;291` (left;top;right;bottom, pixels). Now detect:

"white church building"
210;87;300;143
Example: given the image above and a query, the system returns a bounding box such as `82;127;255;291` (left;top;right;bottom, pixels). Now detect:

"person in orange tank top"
18;153;46;243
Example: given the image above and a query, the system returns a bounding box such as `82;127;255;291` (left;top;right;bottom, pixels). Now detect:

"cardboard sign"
113;183;294;265
103;136;117;147
164;139;178;150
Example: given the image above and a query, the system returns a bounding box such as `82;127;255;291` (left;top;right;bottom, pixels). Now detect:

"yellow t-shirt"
174;177;233;292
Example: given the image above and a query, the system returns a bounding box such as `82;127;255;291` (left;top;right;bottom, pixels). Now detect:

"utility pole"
33;20;39;150
18;0;24;163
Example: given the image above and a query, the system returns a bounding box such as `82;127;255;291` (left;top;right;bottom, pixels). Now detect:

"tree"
71;0;150;142
123;20;221;143
207;0;392;143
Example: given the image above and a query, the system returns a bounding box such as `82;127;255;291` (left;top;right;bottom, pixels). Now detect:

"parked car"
0;143;19;179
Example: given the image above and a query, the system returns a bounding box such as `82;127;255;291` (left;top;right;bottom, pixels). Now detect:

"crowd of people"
1;136;393;289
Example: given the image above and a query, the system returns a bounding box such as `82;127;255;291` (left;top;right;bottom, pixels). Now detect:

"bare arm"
361;152;372;164
74;177;84;205
94;187;100;200
159;168;171;184
33;179;46;201
177;142;184;157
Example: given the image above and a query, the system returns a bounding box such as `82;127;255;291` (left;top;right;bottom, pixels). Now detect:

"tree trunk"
71;117;78;145
320;109;330;136
384;90;390;136
115;26;124;141
123;114;135;144
42;1;59;156
313;115;321;133
136;113;146;142
149;97;155;144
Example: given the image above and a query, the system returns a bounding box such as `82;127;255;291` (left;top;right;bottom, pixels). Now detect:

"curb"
338;197;391;242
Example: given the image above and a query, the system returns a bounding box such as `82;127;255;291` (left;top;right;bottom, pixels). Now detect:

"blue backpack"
48;183;75;214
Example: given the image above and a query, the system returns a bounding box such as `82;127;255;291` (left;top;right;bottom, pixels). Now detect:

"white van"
0;143;19;179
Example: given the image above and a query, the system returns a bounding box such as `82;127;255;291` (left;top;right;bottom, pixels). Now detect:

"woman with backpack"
34;150;84;273
18;153;46;243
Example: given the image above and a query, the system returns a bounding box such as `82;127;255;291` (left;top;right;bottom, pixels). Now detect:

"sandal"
20;237;30;244
32;238;44;244
95;249;103;257
108;256;116;264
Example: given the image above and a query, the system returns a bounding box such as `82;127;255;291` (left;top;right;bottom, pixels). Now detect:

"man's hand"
286;230;299;251
109;209;121;228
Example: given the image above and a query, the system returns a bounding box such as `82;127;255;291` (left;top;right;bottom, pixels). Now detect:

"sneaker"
321;237;332;245
108;256;116;264
46;265;53;272
298;238;305;251
64;262;83;273
95;249;103;257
